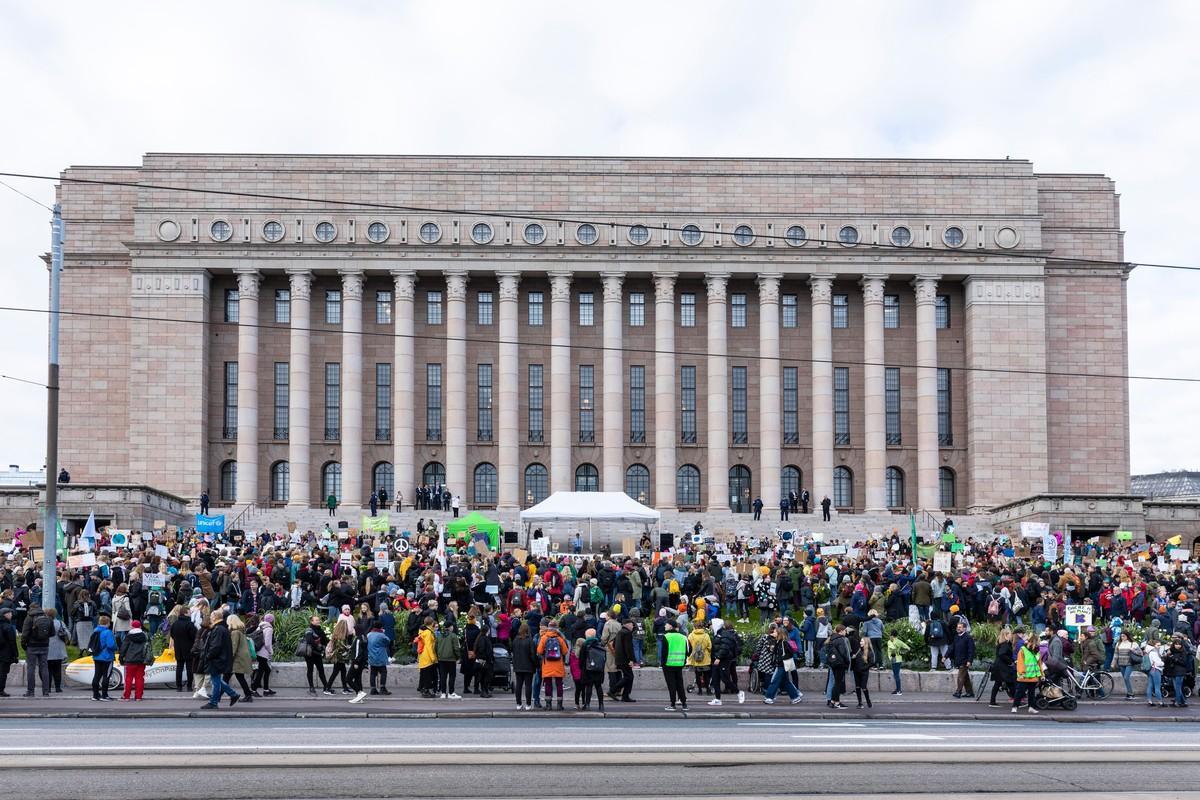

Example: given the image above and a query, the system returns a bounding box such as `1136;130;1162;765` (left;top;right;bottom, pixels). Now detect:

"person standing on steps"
752;496;763;521
199;488;210;516
452;495;461;518
800;488;810;514
821;495;832;522
327;492;338;518
779;497;789;522
369;491;379;517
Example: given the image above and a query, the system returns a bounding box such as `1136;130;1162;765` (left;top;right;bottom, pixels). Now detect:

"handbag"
782;657;796;672
293;640;311;659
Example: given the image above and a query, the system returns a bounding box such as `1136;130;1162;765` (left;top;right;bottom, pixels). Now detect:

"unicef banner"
195;514;225;534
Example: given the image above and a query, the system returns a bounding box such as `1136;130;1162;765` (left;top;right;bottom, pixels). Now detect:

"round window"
680;224;703;246
523;223;546;245
838;225;860;245
210;220;232;242
314;221;337;243
157;219;181;242
262;220;285;243
890;226;913;247
627;224;650;245
419;222;441;244
366;222;389;243
784;225;806;247
471;222;494;244
576;223;598;245
943;226;965;248
732;225;755;246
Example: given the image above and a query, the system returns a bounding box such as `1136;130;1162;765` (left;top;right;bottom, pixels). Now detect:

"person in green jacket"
887;635;911;695
326;493;338;517
661;620;691;712
435;621;462;699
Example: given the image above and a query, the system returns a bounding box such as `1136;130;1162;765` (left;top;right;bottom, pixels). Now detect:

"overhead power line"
0;304;1195;385
0;178;52;211
0;169;1196;274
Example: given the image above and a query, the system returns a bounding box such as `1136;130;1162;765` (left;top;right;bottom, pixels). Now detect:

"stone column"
861;275;888;512
549;272;572;493
758;274;782;510
601;272;625;492
705;273;729;513
809;275;834;508
340;269;364;508
233;269;260;505
391;270;416;509
445;271;469;499
914;275;941;511
653;272;677;511
496;272;521;511
286;269;312;508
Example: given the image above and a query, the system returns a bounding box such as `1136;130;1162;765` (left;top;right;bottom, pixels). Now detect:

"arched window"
524;463;549;507
939;467;956;510
474;463;498;506
886;467;905;509
270;461;289;503
782;465;802;500
422;461;446;487
625;464;651;506
833;466;853;508
321;462;342;502
373;462;394;497
729;465;752;513
676;464;701;507
219;460;237;502
575;463;599;492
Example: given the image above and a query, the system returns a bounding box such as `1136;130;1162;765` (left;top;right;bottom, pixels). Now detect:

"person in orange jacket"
536;618;570;711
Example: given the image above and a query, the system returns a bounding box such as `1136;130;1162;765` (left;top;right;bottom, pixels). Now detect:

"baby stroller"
1163;672;1195;701
1034;679;1077;711
490;645;513;693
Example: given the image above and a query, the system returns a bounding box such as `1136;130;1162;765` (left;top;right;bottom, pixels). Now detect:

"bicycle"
1059;666;1114;700
973;659;992;701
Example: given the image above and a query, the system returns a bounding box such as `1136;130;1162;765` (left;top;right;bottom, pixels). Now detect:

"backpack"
824;639;848;669
247;637;257;662
34;615;54;642
584;643;606;672
544;634;563;661
116;603;131;622
88;628;103;655
1140;649;1153;673
928;620;944;640
987;597;1001;617
589;585;604;605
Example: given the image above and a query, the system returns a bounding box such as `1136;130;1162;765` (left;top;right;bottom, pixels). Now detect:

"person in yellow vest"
662;619;691;712
1012;634;1042;714
414;617;438;698
687;620;713;695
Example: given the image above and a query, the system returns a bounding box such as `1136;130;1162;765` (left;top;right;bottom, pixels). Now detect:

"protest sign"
1169;547;1189;561
1115;530;1133;541
153;519;167;531
109;530;130;548
531;537;549;558
1065;604;1093;627
362;515;390;533
820;545;847;557
933;551;952;573
144;574;167;589
1020;521;1050;539
373;547;390;568
154;544;170;558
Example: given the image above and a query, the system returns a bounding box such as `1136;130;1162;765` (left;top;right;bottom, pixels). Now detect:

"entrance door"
729;465;752;513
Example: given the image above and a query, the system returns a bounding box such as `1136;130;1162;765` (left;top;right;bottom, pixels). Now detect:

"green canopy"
445;511;501;552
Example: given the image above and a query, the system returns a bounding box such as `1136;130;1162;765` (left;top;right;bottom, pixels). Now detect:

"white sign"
846;548;861;559
1042;532;1059;563
873;550;888;560
933;551;952;574
373;547;390;569
154;544;170;559
1169;548;1189;561
1021;521;1050;539
340;551;353;568
1064;604;1093;627
144;573;167;589
531;537;549;558
820;545;847;557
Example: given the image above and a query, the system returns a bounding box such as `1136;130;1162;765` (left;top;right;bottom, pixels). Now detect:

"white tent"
519;491;661;525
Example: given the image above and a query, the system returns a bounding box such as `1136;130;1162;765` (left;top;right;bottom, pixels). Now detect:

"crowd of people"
0;521;1197;714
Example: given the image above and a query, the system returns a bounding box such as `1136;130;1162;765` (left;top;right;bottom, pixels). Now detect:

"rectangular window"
527;364;544;442
375;363;392;441
884;294;900;329
528;291;544;326
477;291;493;326
578;365;594;442
376;290;393;325
224;289;239;323
426;364;442;440
885;367;901;445
731;293;747;328
936;295;951;329
426;290;443;325
273;362;289;440
938;368;953;446
680;366;697;443
222;361;238;439
629;365;645;442
680;293;696;327
579;292;594;326
783;366;798;444
731;366;748;443
834;366;850;445
832;294;849;329
477;363;493;441
782;294;798;328
325;290;342;325
629;292;645;327
324;362;341;440
274;289;290;324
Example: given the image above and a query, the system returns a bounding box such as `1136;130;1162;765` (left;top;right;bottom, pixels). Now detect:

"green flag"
909;512;918;555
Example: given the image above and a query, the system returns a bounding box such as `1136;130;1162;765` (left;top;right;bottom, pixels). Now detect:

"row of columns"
232;268;942;512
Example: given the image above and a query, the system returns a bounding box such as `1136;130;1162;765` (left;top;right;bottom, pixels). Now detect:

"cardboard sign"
144;574;167;589
287;521;297;533
1065;604;1093;627
1021;521;1050;539
933;551;952;574
531;538;549;558
153;519;167;531
512;547;529;564
154;544;170;559
1169;548;1189;561
80;552;96;567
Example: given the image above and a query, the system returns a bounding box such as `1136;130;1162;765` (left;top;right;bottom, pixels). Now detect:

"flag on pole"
909;512;919;559
436;527;447;571
80;512;97;552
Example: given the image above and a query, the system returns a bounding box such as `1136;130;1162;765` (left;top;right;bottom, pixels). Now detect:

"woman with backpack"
73;590;95;654
536;618;569;711
579;627;607;711
1144;641;1166;707
111;584;132;647
45;609;70;693
824;624;852;709
301;615;333;696
251;613;275;696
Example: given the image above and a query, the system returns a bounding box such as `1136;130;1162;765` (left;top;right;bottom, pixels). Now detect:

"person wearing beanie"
117;619;154;701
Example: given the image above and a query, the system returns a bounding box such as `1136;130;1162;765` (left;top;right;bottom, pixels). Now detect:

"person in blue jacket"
90;615;117;701
800;608;818;667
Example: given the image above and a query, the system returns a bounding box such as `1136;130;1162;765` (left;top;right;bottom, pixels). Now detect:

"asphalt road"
2;718;1199;798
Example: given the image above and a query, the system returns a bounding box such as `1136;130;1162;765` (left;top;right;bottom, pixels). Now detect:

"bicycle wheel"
1091;672;1114;699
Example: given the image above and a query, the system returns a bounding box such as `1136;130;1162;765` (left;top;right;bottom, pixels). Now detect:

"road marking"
792;733;942;740
739;722;866;727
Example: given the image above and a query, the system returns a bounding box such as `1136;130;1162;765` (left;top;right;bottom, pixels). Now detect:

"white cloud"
0;0;1195;475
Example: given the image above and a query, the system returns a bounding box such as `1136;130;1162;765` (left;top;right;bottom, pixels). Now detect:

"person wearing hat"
117;619;155;701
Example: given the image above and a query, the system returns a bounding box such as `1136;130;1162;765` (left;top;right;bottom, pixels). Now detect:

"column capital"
705;272;730;302
548;271;572;302
600;271;624;302
339;268;365;300
287;269;313;300
233;269;260;300
496;271;521;301
912;274;941;305
653;272;677;303
390;269;416;300
860;274;888;305
756;273;783;303
807;274;834;305
445;270;469;302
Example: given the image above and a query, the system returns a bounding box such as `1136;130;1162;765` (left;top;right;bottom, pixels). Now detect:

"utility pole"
42;202;62;609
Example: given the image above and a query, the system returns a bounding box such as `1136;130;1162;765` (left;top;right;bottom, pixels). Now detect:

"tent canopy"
519;492;661;525
445;511;501;551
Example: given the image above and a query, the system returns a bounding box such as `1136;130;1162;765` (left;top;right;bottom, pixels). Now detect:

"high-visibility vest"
664;631;688;667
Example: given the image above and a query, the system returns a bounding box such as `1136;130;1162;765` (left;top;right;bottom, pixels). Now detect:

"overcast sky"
0;0;1195;477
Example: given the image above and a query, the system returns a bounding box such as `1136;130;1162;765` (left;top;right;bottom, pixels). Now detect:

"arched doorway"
729;465;752;513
